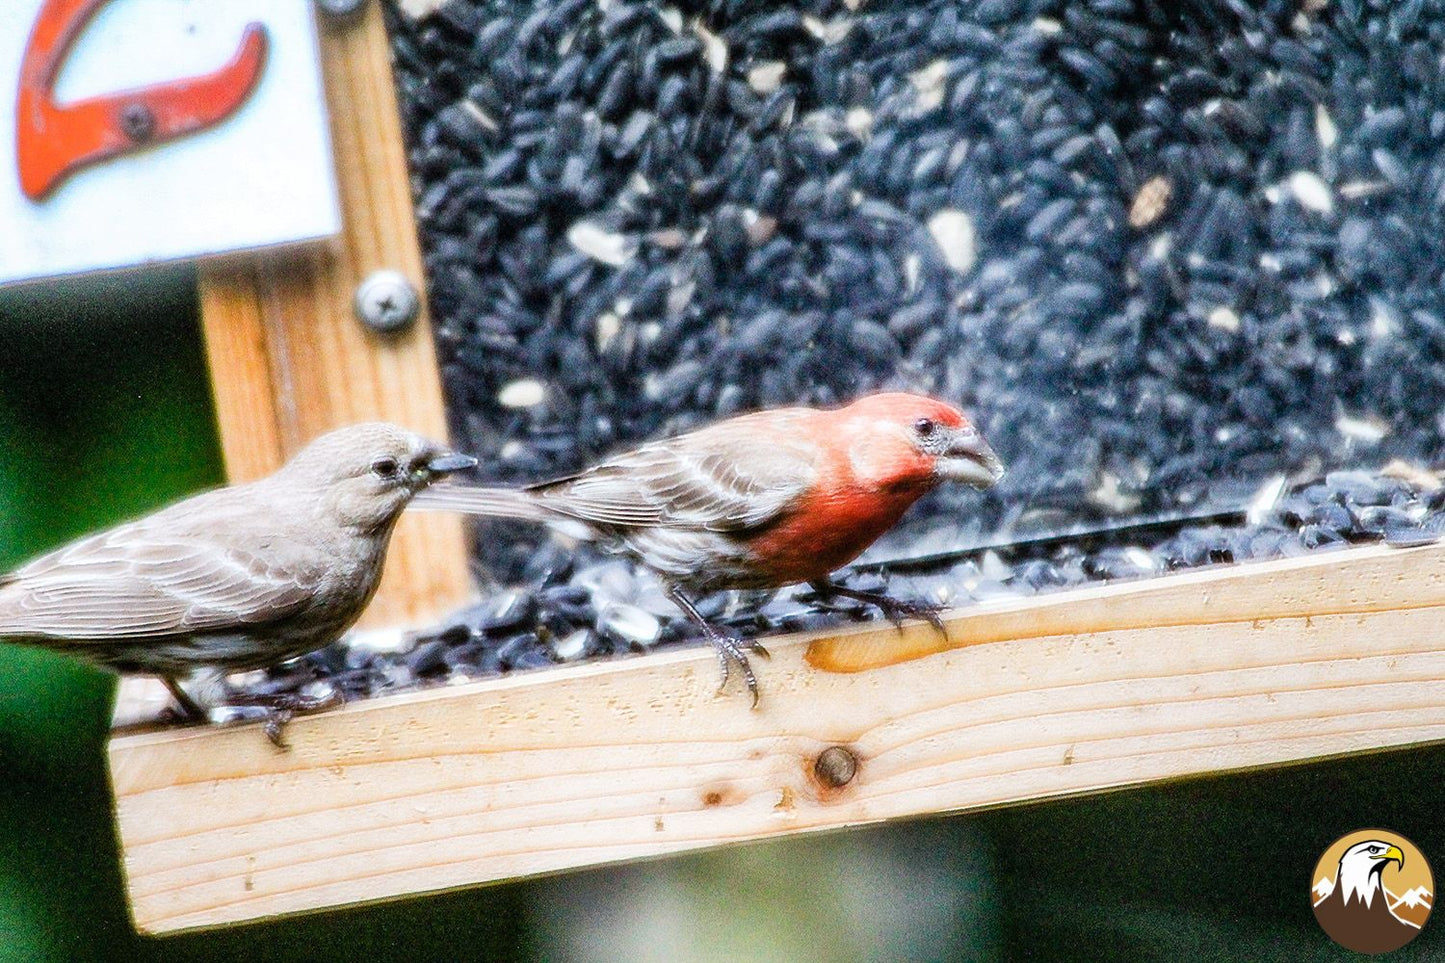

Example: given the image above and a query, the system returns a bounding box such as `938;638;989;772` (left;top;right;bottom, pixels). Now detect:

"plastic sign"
1;0;340;287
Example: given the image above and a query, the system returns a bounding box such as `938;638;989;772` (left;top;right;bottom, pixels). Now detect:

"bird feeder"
92;0;1445;937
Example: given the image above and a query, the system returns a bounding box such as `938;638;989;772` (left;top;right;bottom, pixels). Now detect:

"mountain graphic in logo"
1312;830;1432;954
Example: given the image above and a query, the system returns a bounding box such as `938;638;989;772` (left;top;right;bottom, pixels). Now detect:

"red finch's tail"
408;485;551;522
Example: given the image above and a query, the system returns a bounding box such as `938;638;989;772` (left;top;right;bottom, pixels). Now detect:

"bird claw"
226;685;346;750
161;675;209;722
707;630;765;708
812;580;949;640
667;586;769;706
263;709;294;750
878;598;947;638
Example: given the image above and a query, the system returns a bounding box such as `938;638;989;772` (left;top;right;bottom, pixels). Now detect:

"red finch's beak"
936;427;1005;488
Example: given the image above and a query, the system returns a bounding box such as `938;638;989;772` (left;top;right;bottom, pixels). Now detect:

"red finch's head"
836;393;1005;490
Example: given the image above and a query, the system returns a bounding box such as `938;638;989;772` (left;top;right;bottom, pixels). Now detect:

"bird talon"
162;675;209;722
726;639;761;708
707;631;763;706
263;709;294;750
225;683;344;747
669;586;770;704
814;580;948;639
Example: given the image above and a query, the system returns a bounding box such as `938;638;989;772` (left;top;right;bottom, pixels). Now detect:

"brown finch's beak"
937;429;1005;488
423;452;477;476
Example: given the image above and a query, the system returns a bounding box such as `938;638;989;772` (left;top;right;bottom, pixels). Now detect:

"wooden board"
195;1;470;629
108;539;1445;933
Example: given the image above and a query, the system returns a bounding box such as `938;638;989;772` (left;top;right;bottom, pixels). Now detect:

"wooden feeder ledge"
109;539;1445;932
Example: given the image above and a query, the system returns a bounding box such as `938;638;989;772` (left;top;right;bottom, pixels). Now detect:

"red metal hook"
16;0;269;201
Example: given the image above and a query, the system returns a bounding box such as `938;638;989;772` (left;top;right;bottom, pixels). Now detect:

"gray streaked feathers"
415;407;819;536
0;422;468;678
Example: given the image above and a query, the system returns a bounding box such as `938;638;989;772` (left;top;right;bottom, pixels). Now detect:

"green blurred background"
0;269;1440;961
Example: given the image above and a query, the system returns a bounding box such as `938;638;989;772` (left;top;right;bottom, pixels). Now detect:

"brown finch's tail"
408;485;550;522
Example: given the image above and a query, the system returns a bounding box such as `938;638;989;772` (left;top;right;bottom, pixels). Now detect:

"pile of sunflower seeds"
387;0;1445;584
264;469;1442;700
309;0;1445;695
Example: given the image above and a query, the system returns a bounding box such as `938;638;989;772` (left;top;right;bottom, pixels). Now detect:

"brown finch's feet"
161;676;209;723
225;686;346;749
809;580;949;639
667;585;770;708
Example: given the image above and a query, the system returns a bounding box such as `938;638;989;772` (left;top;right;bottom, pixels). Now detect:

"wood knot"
701;785;741;808
813;745;859;789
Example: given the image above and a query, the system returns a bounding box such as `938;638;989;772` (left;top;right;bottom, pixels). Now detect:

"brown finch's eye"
371;457;400;479
913;418;936;438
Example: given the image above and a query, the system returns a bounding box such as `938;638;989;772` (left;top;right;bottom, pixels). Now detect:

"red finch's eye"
371;457;400;479
913;418;936;438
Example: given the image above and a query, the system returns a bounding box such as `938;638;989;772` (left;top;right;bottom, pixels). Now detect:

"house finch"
0;422;475;744
416;392;1004;703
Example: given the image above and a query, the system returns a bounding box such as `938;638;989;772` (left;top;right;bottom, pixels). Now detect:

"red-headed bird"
417;393;1004;703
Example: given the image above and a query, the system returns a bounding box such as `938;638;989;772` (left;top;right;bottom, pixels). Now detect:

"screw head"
354;270;421;333
315;0;367;18
813;745;859;789
120;103;156;143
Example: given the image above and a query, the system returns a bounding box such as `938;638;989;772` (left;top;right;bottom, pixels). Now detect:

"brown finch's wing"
0;523;313;642
530;410;820;533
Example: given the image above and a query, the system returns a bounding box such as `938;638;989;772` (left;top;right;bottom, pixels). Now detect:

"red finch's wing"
0;513;314;642
531;410;820;533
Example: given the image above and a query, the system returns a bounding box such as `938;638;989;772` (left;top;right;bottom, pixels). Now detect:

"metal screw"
314;0;367;17
354;270;421;333
813;746;859;789
120;103;156;143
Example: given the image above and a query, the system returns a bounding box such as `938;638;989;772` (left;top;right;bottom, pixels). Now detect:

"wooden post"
196;2;469;628
109;540;1445;932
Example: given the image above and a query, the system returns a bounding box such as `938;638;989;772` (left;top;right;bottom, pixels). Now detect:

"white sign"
0;0;340;287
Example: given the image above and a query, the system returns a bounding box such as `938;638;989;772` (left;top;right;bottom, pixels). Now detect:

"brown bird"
416;392;1004;703
0;422;475;743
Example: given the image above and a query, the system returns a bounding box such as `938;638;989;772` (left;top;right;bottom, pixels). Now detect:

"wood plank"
108;540;1445;933
806;539;1445;672
196;2;470;629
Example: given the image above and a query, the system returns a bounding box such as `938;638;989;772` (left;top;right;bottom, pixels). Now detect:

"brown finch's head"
278;423;477;531
839;393;1005;490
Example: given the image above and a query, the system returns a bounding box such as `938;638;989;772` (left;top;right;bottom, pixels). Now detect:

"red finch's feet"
809;579;949;638
226;686;346;749
667;586;770;707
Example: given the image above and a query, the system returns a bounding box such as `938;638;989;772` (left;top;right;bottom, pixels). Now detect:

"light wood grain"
197;2;470;628
109;540;1445;932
